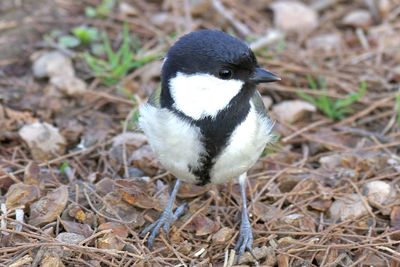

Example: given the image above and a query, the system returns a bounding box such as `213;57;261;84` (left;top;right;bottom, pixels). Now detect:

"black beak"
250;67;281;83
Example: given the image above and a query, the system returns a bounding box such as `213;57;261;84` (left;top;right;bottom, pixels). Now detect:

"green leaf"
58;35;80;48
85;6;97;17
72;26;99;45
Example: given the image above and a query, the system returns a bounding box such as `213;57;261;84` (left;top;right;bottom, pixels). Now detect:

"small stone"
56;232;85;244
19;122;66;161
119;2;138;16
319;154;342;170
329;194;370;221
32;51;74;78
342;10;372;28
272;100;316;124
362;181;395;205
270;1;318;33
306;33;343;52
50;75;87;96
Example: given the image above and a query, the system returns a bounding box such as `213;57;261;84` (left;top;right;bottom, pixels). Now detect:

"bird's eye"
218;69;232;80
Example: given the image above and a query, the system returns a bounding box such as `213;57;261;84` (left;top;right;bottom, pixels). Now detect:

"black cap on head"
163;30;257;81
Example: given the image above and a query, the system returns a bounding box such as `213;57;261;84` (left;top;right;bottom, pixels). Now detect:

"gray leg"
235;173;255;260
141;180;186;249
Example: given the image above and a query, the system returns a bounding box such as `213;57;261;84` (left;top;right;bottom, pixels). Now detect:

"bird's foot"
141;203;187;249
235;214;256;263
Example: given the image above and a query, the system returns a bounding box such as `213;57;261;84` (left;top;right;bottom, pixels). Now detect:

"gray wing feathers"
251;90;268;118
147;86;162;108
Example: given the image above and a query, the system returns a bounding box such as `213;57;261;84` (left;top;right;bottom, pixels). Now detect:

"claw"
234;173;257;263
141;180;185;249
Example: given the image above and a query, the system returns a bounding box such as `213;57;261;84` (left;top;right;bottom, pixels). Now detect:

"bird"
139;29;280;258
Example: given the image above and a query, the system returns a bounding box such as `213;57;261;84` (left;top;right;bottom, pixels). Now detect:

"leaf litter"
0;0;400;266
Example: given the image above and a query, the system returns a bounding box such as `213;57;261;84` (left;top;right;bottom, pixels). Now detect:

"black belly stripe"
170;84;255;185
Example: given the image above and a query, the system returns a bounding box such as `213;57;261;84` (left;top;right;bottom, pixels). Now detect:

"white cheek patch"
169;72;243;120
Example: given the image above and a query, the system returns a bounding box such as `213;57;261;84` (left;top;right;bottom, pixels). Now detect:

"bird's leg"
235;173;256;261
141;179;186;249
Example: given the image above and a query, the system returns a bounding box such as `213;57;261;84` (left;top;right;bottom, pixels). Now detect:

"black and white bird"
139;29;280;256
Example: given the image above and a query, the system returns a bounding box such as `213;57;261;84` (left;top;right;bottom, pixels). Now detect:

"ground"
1;0;400;266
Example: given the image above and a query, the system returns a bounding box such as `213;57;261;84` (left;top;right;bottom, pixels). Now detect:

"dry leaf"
41;255;65;267
29;186;69;226
239;246;276;264
177;183;209;198
9;255;32;267
98;222;129;238
61;220;93;238
97;232;125;250
191;214;220;236
6;183;41;210
212;227;234;244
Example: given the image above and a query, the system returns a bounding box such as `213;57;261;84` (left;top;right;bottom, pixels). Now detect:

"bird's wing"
251;90;268;118
147;86;162;108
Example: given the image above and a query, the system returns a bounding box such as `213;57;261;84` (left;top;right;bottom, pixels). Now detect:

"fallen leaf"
98;222;129;238
212;227;234;244
29;186;69;226
19;122;66;161
177;183;209;198
41;255;65;267
9;255;32;267
190;214;220;236
6;183;41;210
130;144;161;175
97;232;125;250
24;161;41;186
270;1;318;33
61;220;93;238
239;246;276;264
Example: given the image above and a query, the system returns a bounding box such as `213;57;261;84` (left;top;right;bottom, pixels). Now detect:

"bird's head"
160;30;280;120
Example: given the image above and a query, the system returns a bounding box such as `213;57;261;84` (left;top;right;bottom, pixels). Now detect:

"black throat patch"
168;83;255;185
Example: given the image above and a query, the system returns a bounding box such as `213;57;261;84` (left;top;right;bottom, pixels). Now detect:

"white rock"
362;181;394;205
272;100;316;123
270;1;318;33
342;9;372;28
19;122;66;161
329;194;370;221
56;232;85;244
119;2;138;16
319;154;342;170
306;33;343;51
50;75;87;96
32;51;74;78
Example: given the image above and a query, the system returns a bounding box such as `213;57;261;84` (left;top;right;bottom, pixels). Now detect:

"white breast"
169;72;243;120
210;104;274;184
139;104;203;183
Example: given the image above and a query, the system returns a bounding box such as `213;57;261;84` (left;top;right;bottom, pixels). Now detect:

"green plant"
59;161;70;174
84;24;159;85
72;26;99;45
298;76;367;120
85;0;115;18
